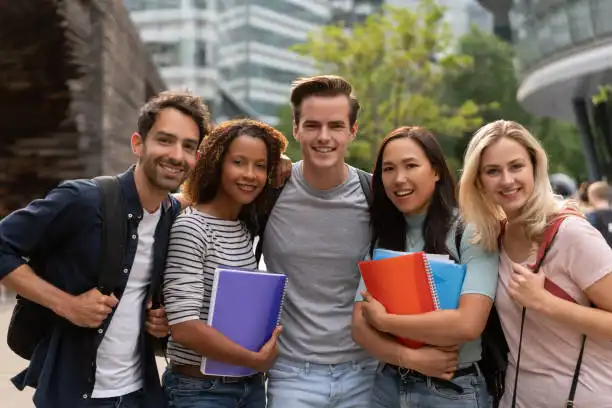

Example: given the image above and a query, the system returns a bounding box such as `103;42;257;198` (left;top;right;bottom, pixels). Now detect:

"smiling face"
381;137;439;215
216;134;268;207
132;107;200;193
293;94;355;171
478;136;535;218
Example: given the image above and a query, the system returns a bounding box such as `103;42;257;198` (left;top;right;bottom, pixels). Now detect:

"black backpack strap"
255;186;284;264
93;176;127;296
356;168;372;207
452;218;465;263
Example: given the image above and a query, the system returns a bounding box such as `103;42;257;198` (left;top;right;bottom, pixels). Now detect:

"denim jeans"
79;390;143;408
266;356;378;408
162;369;266;408
372;364;491;408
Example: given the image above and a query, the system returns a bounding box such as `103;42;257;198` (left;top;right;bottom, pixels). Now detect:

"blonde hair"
459;120;561;251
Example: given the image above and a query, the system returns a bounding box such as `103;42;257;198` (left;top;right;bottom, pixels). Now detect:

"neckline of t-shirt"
142;206;161;220
294;161;355;198
500;246;534;266
188;207;242;225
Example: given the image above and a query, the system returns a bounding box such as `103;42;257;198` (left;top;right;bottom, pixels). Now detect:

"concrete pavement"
0;301;34;408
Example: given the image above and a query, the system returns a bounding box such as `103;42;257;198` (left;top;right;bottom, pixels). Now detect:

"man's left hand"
146;302;170;338
273;154;293;188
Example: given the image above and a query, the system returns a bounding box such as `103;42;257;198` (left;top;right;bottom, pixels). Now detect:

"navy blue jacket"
0;167;179;408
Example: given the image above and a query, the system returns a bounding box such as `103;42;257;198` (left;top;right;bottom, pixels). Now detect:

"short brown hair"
290;75;360;127
138;90;211;143
588;181;612;202
184;119;288;233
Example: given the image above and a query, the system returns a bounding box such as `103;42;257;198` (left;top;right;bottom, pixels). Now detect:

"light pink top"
497;216;612;408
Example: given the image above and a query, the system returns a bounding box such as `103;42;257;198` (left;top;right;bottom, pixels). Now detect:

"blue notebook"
201;267;288;377
373;249;467;310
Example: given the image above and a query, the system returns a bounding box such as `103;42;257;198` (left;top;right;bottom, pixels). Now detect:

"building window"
146;42;181;67
124;0;181;10
249;0;329;25
193;0;208;9
221;25;301;50
592;0;612;36
249;100;284;117
567;0;594;44
195;41;207;67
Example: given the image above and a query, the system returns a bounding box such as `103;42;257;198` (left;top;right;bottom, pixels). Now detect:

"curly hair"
184;118;288;232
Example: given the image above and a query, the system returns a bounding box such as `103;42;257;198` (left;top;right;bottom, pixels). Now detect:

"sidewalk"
0;305;34;408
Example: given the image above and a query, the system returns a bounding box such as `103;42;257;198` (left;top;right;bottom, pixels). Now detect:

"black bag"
480;306;509;407
255;168;372;263
7;176;127;360
588;208;612;248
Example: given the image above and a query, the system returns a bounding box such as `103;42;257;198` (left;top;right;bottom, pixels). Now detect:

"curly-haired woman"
161;118;288;408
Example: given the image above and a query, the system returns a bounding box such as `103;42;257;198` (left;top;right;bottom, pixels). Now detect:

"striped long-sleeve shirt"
163;207;257;366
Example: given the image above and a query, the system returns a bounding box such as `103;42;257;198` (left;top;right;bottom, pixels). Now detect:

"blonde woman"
458;120;612;407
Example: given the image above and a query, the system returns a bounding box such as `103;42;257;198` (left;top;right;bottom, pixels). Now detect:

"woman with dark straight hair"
352;126;499;407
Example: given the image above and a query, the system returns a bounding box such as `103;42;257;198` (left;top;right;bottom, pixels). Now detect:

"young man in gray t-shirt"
261;76;378;408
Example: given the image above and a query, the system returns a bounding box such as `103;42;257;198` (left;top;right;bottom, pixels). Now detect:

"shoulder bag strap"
93;176;127;296
511;212;583;408
356;168;373;207
255;186;284;264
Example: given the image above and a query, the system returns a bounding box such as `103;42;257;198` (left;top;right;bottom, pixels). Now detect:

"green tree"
276;105;302;162
443;26;586;180
290;0;482;170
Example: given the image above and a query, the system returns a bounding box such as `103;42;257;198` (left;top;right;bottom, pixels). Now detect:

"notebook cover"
201;268;287;377
373;248;467;310
358;252;437;348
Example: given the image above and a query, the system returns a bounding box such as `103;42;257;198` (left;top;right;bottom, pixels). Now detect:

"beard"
140;155;188;193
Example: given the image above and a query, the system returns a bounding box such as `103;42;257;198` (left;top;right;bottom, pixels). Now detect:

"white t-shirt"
92;207;161;398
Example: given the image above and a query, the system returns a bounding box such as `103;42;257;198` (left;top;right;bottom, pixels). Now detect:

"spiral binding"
275;278;289;326
421;253;440;310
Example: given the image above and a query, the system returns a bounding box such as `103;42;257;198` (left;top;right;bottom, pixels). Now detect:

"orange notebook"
358;251;438;348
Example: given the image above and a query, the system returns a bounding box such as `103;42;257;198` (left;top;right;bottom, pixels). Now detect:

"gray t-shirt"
262;162;371;364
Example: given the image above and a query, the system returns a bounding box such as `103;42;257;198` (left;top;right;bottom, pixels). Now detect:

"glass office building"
511;0;612;180
125;0;331;124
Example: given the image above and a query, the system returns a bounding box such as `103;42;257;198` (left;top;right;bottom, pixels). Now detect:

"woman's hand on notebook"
360;290;389;331
253;325;283;372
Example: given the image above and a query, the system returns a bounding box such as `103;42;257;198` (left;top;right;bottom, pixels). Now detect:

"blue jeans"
162;369;266;408
79;390;143;408
266;356;378;408
372;364;491;408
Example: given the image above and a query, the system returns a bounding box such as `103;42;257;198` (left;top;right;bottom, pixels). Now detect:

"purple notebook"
201;267;288;377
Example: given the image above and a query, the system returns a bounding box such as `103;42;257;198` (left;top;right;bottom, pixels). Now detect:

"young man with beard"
259;75;378;407
0;91;208;408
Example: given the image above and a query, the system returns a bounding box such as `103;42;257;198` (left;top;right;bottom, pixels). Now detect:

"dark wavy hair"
184;119;288;234
370;126;458;256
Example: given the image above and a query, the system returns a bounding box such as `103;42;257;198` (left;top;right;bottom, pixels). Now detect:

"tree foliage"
288;0;482;170
443;26;586;180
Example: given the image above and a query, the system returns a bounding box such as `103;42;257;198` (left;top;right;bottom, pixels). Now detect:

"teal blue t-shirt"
355;213;499;366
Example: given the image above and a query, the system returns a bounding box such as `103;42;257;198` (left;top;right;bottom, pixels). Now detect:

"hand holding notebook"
358;251;438;348
201;267;288;377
